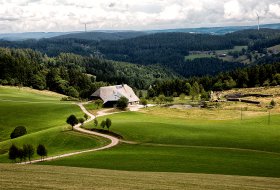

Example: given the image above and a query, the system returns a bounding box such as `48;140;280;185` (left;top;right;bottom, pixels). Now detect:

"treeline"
168;58;245;77
148;61;280;97
0;48;175;98
9;143;47;162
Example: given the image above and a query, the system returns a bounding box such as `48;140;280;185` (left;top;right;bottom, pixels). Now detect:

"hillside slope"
0;86;107;161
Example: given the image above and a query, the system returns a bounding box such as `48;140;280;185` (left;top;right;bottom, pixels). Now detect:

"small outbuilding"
91;84;140;107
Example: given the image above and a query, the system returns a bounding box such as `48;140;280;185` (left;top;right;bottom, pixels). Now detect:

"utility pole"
256;13;260;31
268;109;271;125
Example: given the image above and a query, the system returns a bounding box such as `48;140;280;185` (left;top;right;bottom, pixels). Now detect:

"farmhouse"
91;84;140;107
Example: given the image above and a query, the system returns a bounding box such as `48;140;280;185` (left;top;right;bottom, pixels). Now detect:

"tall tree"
105;118;112;131
66;115;79;130
23;144;34;162
100;120;106;129
8;144;19;162
37;144;47;160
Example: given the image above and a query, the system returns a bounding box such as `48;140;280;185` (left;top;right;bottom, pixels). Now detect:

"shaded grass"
42;143;280;178
0;126;109;162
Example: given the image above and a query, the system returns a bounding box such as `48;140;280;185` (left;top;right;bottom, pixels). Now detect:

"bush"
116;96;129;110
95;99;104;108
78;118;85;125
61;96;79;101
94;118;98;127
270;99;276;107
140;98;148;107
66;86;79;98
10;126;27;139
105;118;112;130
201;91;210;101
179;93;185;100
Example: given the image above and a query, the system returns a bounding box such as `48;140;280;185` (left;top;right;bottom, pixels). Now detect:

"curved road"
21;103;119;164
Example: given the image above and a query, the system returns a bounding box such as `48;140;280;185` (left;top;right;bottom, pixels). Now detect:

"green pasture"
42;106;280;177
0;86;107;162
185;54;215;60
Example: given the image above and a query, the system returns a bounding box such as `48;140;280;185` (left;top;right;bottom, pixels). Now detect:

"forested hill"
52;31;147;41
0;48;176;98
1;29;280;78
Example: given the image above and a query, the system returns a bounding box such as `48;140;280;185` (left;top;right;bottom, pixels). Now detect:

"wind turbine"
256;13;260;31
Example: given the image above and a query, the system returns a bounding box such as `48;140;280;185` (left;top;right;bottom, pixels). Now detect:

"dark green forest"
0;48;175;98
1;29;280;99
2;29;280;78
148;57;280;97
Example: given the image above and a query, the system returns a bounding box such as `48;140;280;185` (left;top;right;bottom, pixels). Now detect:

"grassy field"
41;105;280;177
2;164;280;190
215;45;248;54
184;46;248;61
185;53;215;60
268;44;280;54
0;86;108;162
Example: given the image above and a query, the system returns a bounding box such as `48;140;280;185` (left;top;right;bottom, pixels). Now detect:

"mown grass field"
42;106;280;177
184;46;248;61
1;164;280;190
185;53;215;60
0;86;107;162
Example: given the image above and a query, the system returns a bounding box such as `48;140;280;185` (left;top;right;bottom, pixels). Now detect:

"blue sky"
0;0;280;33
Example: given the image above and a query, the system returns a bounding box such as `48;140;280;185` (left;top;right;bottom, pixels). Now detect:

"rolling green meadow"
42;107;280;177
0;86;107;162
1;85;280;189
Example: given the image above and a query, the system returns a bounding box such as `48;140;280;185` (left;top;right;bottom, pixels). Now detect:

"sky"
0;0;280;33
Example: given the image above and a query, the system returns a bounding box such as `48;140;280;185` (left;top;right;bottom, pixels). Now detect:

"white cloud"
269;3;280;17
0;0;279;33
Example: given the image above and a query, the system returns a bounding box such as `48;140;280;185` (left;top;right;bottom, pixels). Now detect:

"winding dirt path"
20;103;119;164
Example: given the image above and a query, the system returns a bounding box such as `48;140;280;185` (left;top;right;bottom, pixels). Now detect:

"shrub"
78;118;85;126
95;99;104;108
140;98;148;107
66;86;79;98
94;118;98;127
270;99;276;107
10;126;27;139
179;93;185;100
116;96;129;110
84;114;89;120
105;118;112;131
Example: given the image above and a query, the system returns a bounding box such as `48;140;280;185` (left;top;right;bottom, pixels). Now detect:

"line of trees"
8;144;47;163
94;118;112;131
147;61;280;98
